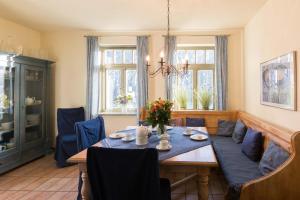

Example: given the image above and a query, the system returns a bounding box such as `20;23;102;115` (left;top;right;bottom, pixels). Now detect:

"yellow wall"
0;17;41;51
244;0;300;131
42;29;244;143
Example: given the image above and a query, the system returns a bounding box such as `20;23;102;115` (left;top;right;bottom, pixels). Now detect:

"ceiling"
0;0;268;32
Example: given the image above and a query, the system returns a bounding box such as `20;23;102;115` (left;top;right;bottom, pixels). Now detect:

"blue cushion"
212;136;262;199
186;118;205;127
216;120;236;137
232;119;247;143
241;128;263;161
259;141;290;175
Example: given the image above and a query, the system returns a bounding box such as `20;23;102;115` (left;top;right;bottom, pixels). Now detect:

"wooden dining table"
68;127;218;200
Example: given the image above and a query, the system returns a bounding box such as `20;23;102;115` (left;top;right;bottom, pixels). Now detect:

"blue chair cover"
87;147;171;200
55;107;85;168
76;116;106;200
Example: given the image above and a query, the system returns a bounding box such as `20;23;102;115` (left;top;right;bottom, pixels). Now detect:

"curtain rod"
84;34;230;38
162;34;230;37
84;34;150;37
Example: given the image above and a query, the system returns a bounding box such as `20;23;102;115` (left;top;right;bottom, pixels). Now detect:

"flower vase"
157;124;170;141
121;104;127;113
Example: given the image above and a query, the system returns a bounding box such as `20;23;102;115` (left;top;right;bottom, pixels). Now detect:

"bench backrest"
238;111;293;153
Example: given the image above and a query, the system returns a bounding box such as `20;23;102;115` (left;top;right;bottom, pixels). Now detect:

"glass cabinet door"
23;66;45;145
0;54;18;153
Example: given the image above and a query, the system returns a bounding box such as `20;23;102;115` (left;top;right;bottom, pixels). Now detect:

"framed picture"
260;51;297;110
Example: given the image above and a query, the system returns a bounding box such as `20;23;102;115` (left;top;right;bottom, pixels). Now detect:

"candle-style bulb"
160;51;164;58
146;55;150;62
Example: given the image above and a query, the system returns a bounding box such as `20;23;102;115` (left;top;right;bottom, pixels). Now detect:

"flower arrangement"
0;94;12;109
146;98;173;135
114;95;132;105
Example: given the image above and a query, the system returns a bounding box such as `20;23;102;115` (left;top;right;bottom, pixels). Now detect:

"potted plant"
175;88;188;109
146;98;173;136
194;89;212;110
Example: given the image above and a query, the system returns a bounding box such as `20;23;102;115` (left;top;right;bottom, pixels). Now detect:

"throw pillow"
186;118;205;127
216;120;236;137
232;119;247;143
241;128;263;161
259;141;290;175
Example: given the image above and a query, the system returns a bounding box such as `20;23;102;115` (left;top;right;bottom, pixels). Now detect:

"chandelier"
146;0;189;77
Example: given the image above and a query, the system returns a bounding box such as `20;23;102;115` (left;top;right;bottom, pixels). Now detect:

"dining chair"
55;107;85;168
75;115;106;200
186;117;205;127
87;147;171;200
169;118;184;126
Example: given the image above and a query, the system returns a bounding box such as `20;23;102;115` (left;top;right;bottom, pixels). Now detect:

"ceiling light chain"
146;0;189;78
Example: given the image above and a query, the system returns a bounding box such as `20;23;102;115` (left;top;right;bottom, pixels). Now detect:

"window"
172;47;215;110
100;47;137;113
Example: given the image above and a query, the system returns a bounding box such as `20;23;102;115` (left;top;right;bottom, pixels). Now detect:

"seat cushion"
216;120;236;137
232;119;247;143
259;141;290;175
241;128;263;161
212;136;263;199
186;118;205;127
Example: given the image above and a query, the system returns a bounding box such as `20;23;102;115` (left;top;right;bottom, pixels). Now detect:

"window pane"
133;50;137;64
124;50;133;64
206;50;215;64
114;50;123;64
178;70;193;109
176;50;186;64
126;70;137;110
106;70;121;110
186;50;195;64
196;50;205;64
197;70;214;109
104;50;113;64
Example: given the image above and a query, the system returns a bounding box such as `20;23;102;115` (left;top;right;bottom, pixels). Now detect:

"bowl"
1;122;14;130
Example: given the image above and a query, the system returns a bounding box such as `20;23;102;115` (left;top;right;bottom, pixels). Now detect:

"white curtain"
215;36;228;110
164;36;177;100
86;36;100;119
136;36;149;120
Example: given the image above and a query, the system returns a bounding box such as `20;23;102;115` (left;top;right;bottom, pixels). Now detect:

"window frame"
99;46;137;113
174;46;216;110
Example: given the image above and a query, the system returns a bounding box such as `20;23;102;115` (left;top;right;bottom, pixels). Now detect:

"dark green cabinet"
0;53;53;174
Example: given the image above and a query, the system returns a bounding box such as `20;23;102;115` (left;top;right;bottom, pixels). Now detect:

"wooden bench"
140;109;300;199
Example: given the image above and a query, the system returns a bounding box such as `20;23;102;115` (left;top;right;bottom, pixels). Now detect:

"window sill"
99;112;136;116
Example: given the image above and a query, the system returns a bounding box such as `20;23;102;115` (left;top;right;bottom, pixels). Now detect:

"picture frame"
260;51;297;110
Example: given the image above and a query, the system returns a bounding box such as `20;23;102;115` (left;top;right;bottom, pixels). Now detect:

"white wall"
244;0;300;131
42;29;244;144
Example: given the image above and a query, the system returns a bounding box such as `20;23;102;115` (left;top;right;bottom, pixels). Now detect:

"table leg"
79;163;90;200
197;167;210;200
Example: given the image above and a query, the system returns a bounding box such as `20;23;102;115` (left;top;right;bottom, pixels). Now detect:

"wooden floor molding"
0;154;226;200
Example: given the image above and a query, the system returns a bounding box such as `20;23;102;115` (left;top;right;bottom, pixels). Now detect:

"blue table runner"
102;127;211;161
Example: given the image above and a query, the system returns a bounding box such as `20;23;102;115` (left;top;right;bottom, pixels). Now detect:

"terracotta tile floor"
0;154;227;200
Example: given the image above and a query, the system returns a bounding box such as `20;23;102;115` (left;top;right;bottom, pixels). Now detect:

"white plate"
109;132;126;139
190;134;208;141
156;144;172;151
121;136;135;142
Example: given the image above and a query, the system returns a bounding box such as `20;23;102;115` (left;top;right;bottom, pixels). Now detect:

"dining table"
68;126;218;200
